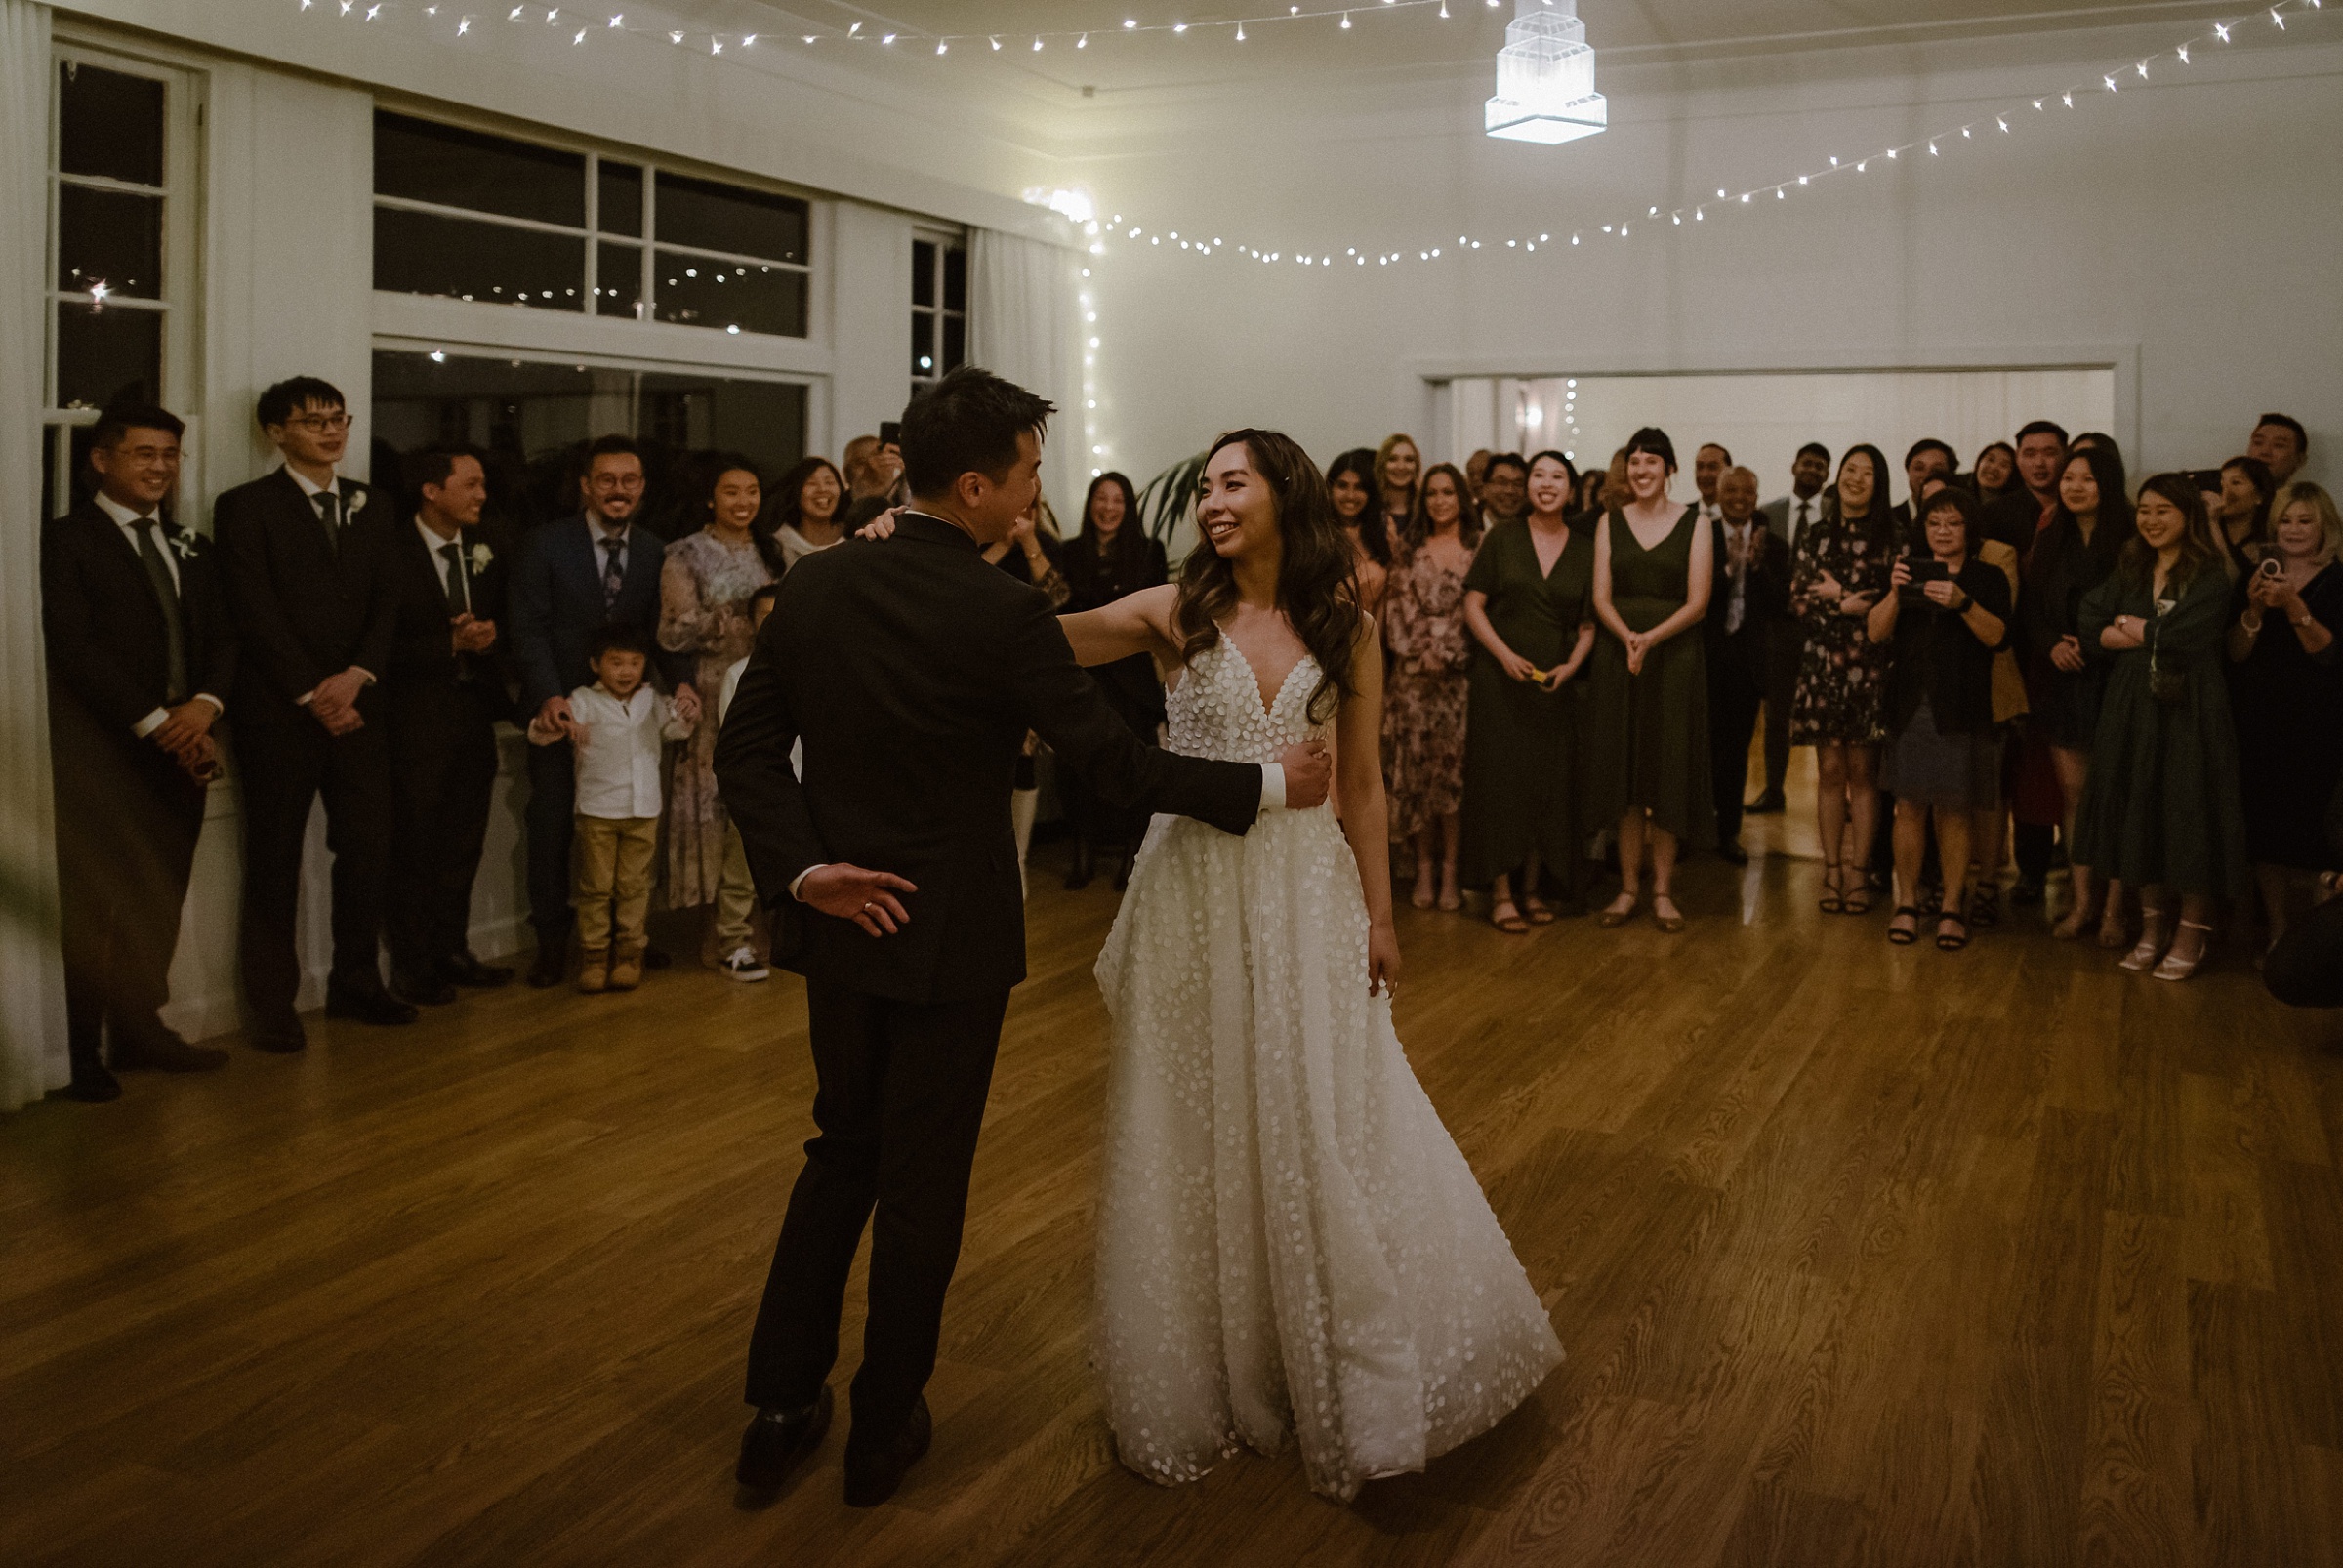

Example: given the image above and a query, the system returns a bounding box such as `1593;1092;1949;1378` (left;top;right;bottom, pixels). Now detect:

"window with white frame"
372;110;812;338
911;230;966;396
42;47;202;519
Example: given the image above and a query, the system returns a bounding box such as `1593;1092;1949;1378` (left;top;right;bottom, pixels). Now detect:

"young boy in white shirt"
529;624;695;993
710;582;781;981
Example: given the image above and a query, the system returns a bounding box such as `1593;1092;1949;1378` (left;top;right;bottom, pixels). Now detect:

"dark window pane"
374;110;585;227
638;372;806;480
374;206;585;310
57;186;163;298
943;313;966;374
655;171;805;263
943;246;966;312
56;301;161;410
59;62;164;186
596;241;641;317
651;250;804;337
913;239;936;309
598;160;643;237
911;311;935;378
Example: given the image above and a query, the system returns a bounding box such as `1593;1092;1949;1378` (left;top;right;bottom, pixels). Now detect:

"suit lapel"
83;502;173;626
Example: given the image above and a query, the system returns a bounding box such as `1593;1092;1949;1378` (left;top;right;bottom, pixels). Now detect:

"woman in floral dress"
659;456;773;926
1382;462;1481;910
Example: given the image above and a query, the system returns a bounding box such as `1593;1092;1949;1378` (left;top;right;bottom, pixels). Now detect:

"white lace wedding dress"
1092;637;1564;1502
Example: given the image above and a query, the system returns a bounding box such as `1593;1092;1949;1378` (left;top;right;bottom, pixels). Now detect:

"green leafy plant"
1138;450;1208;558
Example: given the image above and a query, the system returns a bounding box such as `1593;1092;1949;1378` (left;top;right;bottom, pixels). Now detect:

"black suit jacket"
213;469;397;726
716;513;1264;1005
368;512;514;716
1706;516;1792;668
42;499;238;790
509;515;691;714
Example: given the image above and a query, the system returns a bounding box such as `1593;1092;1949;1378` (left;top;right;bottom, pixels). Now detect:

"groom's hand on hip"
799;864;919;937
1277;741;1333;810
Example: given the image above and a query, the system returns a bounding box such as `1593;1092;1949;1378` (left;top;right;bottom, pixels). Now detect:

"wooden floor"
6;800;2342;1567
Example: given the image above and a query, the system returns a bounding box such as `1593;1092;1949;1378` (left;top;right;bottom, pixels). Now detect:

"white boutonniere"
344;487;368;517
470;542;494;573
165;530;201;562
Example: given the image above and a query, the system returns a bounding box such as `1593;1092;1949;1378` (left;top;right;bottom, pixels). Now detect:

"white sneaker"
719;946;769;983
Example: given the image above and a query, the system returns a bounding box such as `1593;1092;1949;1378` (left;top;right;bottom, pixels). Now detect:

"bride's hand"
1367;918;1401;997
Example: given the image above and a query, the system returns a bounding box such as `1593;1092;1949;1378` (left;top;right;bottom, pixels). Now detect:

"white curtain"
967;227;1087;530
0;0;64;1109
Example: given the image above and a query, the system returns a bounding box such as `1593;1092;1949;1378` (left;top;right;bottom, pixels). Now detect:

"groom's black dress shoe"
843;1395;931;1508
736;1386;832;1501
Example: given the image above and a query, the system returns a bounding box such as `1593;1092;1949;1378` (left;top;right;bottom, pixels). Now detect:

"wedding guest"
1060;472;1171;889
213;376;410;1048
2070;475;2250;980
1994;421;2072;902
2212;455;2276;575
1327;447;1392;619
1754;441;1833;812
1586;427;1715;932
1789;444;1897;915
511;434;700;987
1891;439;1957;538
843;432;907;505
1375;433;1422;557
1970;441;2019;506
1478;451;1530;527
2247;413;2308;490
1587;447;1632;527
528;624;697;994
2021;446;2131;939
1465;447;1493;504
2266;873;2343;1008
759;456;848;576
2226;482;2343;952
1965;477;2031;930
1867;487;2011;950
1706;466;1789;864
983;492;1069;601
710;581;783;982
1692;443;1730;524
377;445;514;1007
1460;449;1596;928
661;456;775;948
1383;462;1479;910
1985;420;2067;554
42;404;234;1098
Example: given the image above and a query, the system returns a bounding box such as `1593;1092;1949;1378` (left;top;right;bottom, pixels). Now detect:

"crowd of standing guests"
39;380;2341;1105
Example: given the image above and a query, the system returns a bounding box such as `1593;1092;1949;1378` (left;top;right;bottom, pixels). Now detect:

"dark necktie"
439;541;470;616
600;535;626;610
314;488;342;556
133;518;190;705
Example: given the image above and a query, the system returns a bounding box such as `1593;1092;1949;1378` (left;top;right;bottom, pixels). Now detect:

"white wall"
1068;22;2343;491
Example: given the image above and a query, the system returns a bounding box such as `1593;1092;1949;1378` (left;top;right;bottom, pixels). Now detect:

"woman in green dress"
1584;427;1717;933
2069;474;2250;981
1461;451;1598;931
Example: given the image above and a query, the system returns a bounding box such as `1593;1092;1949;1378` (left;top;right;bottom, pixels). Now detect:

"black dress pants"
54;738;205;1058
1761;619;1801;795
1708;640;1766;848
387;681;503;975
235;711;392;1025
2267;898;2343;1009
744;978;1012;1439
526;734;577;944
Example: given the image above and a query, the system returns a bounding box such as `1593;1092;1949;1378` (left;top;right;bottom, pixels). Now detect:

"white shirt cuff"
194;693;223;715
133;707;170;739
1258;763;1286;816
789;864;826;901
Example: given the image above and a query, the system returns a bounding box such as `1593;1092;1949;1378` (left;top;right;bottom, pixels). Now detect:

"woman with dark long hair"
756;455;847;576
1789;444;1898;915
1382;462;1481;910
1060;471;1172;888
1326;447;1391;619
1583;427;1715;931
2212;454;2277;576
1058;428;1562;1502
2069;475;2250;979
1969;440;2019;506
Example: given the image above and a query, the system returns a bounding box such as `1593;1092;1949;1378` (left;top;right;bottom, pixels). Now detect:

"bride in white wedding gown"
1061;430;1563;1502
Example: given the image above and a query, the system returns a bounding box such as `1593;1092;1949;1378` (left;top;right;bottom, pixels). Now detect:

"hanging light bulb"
1485;0;1607;144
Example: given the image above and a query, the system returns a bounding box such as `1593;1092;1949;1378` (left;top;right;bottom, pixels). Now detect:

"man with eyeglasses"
214;375;415;1051
41;403;238;1100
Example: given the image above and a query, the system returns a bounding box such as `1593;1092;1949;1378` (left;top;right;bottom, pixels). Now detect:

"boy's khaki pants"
574;814;659;954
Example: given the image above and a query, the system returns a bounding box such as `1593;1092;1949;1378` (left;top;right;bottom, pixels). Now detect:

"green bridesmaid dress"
1582;506;1717;851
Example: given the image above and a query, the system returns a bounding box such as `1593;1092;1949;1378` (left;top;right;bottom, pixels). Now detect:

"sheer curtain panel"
967;228;1086;528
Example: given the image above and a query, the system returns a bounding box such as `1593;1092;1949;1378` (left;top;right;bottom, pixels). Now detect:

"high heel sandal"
1597;891;1640;928
1489;899;1530;935
1818;862;1847;916
2118;910;2171;973
1652;894;1686;934
1887;906;1922;945
2154;920;2214;981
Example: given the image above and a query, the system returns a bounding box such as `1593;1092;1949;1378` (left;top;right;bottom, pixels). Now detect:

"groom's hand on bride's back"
1277;741;1333;811
798;864;919;937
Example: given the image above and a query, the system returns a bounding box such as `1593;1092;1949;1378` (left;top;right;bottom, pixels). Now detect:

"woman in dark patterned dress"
1789;444;1898;914
1061;473;1171;889
1382;463;1480;910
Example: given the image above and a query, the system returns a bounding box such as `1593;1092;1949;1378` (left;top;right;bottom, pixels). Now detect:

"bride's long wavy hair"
1172;428;1363;725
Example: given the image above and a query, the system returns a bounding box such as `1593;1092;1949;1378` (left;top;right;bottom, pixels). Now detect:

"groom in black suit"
41;404;237;1100
717;367;1332;1506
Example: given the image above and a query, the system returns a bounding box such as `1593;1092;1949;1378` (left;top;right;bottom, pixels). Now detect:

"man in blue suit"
510;435;700;987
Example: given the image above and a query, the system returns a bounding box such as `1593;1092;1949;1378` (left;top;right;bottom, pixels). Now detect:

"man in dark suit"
1754;440;1831;813
41;405;237;1101
213;376;414;1051
1987;421;2068;901
716;367;1333;1507
1889;438;1957;543
1706;466;1790;865
369;445;515;1005
509;434;699;988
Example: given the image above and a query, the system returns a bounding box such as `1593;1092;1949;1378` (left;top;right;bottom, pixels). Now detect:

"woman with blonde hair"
1375;433;1422;559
